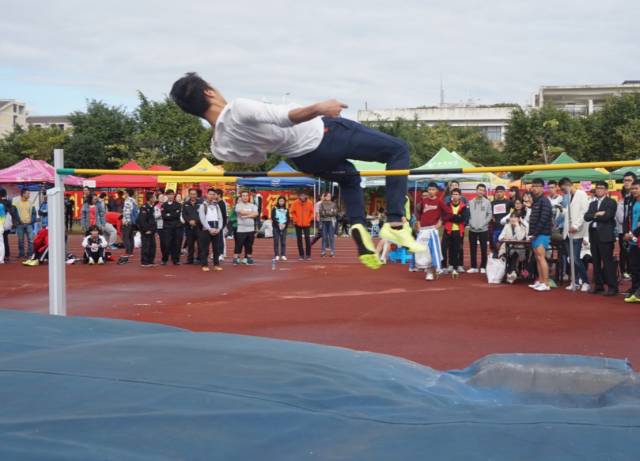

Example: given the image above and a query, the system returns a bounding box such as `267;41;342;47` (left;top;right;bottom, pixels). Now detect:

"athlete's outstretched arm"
288;99;348;124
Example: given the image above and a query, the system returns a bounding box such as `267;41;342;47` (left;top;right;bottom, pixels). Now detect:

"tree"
0;125;69;168
585;93;640;161
503;106;587;165
133;92;211;170
64;100;135;169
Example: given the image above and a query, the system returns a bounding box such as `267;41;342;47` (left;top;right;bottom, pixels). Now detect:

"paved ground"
3;234;639;370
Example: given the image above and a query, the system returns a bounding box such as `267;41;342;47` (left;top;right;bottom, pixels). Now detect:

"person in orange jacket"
290;192;315;260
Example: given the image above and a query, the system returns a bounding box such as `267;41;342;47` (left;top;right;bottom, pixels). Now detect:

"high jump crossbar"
50;155;639;316
59;159;640;178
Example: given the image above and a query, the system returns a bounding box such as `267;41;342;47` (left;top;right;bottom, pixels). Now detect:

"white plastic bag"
486;256;506;284
3;212;12;231
134;231;142;249
414;229;433;269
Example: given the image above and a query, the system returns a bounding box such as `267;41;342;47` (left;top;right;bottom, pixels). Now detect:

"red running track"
2;234;639;369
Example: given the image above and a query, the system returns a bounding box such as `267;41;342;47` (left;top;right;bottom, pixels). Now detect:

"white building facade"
0;99;27;138
532;81;640;116
27;115;73;131
357;105;515;143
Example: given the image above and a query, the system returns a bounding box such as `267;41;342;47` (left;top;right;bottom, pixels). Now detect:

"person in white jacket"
82;226;108;265
497;213;528;284
559;177;590;291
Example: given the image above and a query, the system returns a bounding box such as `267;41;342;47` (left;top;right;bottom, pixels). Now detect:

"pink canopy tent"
91;160;169;188
0;158;84;186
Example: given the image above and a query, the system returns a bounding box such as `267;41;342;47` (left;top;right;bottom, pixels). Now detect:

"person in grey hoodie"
467;183;492;273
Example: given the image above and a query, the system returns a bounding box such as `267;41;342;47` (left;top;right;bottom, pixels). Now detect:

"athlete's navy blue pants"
292;117;409;225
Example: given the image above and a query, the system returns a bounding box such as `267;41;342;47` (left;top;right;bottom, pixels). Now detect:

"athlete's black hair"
170;72;211;118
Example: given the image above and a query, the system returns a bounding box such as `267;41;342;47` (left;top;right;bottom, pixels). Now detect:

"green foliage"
65;100;135;168
365;119;504;167
133;92;211;170
0;125;69;167
504;93;640;165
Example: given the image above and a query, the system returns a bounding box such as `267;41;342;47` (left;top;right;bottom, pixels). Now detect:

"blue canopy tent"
237;161;316;188
238;161;318;234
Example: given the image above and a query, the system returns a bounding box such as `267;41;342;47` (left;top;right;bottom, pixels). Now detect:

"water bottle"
271;258;276;270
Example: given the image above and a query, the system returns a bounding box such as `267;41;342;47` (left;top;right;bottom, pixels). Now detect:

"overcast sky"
1;0;639;118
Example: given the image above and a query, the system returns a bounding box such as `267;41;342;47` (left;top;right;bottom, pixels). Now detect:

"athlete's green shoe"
624;294;640;303
379;222;426;253
350;223;381;270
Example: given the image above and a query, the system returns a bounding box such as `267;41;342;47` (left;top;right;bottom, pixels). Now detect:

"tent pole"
48;149;67;316
567;196;577;291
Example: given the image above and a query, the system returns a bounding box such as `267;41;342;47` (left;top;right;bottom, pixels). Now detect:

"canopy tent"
609;162;640;180
0;158;84;186
237;161;315;188
409;148;500;183
158;158;235;184
91;160;166;188
522;153;610;182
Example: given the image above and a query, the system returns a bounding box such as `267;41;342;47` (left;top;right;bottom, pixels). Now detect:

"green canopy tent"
609;163;640;181
522;153;610;182
410;148;503;183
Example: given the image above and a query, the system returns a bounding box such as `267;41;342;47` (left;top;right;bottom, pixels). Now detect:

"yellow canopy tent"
158;158;237;184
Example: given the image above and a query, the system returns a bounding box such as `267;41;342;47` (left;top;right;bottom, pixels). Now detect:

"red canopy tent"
91;160;168;188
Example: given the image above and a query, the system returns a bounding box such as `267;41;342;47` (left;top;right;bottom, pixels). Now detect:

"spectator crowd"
0;174;635;303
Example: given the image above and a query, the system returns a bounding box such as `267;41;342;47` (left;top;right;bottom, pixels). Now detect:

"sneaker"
298;257;305;261
246;257;255;265
623;272;632;281
446;265;454;273
451;270;459;278
437;268;447;275
565;284;577;291
506;271;517;284
304;256;311;261
528;281;541;289
349;223;381;270
274;256;280;261
201;266;210;272
624;294;640;303
480;268;486;274
467;268;479;274
379;223;426;253
213;266;223;271
456;266;465;273
98;257;104;265
534;283;551;291
241;258;248;265
233;258;240;265
281;256;287;261
88;258;95;265
580;283;590;293
425;271;435;281
320;252;326;257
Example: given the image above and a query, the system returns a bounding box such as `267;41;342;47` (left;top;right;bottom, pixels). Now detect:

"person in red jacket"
290;192;315;260
442;189;469;275
22;226;49;266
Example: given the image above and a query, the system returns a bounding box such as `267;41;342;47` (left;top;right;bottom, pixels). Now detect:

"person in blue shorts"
528;178;553;291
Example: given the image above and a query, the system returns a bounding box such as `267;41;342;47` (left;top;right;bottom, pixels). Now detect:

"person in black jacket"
137;192;157;267
584;181;618;296
215;189;227;259
528;178;553;291
0;188;15;262
271;196;290;260
160;189;182;265
181;188;202;264
618;171;636;279
198;188;227;271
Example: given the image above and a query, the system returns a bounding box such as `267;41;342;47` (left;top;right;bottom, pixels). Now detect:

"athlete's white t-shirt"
211;98;324;164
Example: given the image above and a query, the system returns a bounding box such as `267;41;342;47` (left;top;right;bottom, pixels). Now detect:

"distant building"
357;104;516;142
27;115;73;131
0;99;28;137
532;81;640;116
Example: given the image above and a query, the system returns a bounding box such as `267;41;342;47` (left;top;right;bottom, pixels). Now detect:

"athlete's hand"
316;99;348;118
